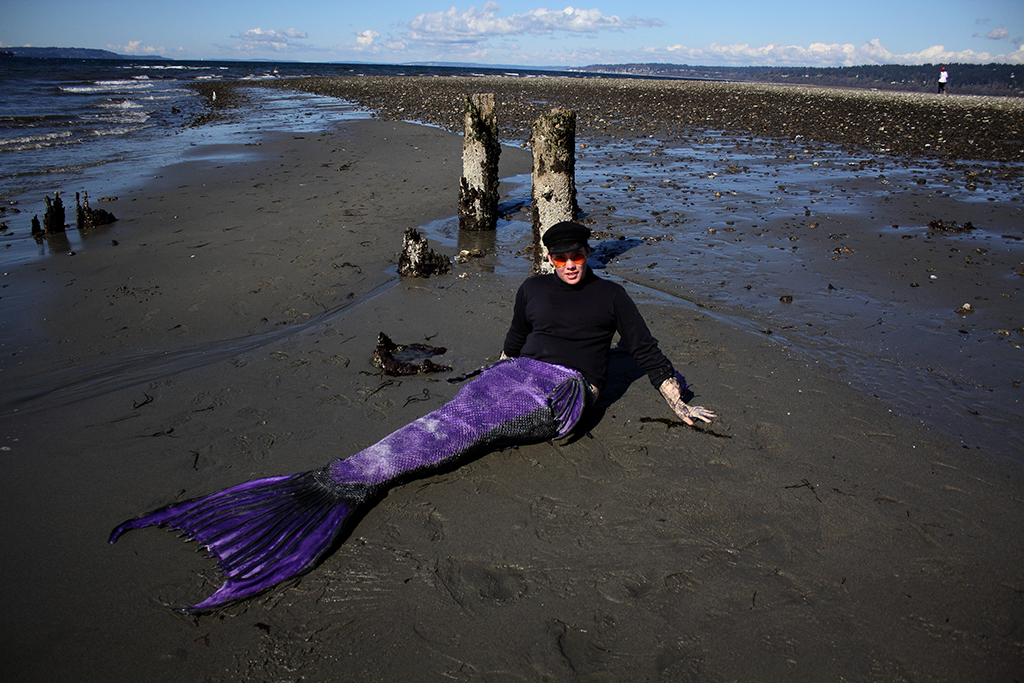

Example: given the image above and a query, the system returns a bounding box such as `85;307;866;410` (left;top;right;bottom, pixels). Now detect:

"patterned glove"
659;374;716;425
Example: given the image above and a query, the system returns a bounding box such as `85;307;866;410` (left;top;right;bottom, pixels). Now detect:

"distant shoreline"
3;50;1019;97
573;62;1023;98
1;47;169;60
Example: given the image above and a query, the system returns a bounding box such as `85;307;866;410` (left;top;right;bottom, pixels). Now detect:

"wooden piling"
42;192;66;234
458;93;501;231
398;227;451;278
530;108;579;271
76;190;116;230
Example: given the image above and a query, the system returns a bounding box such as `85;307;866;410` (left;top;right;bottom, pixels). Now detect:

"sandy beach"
1;79;1022;682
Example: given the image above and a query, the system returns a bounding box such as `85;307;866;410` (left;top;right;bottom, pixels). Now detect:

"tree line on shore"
0;47;164;60
575;63;1021;97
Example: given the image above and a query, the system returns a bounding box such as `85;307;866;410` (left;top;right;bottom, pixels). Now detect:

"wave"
0;157;120;180
0;130;75;152
88;123;155;137
129;64;215;71
238;73;285;81
81;107;151;125
60;80;156;94
0;113;75;126
97;99;146;111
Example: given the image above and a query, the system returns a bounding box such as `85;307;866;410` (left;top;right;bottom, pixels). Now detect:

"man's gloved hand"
659;374;716;426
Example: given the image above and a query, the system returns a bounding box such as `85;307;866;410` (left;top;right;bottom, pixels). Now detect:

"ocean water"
1;57;1022;463
0;57;576;264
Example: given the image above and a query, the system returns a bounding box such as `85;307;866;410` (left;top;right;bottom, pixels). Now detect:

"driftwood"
372;332;452;376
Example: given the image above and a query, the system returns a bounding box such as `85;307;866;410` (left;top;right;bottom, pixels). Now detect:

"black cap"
542;221;591;254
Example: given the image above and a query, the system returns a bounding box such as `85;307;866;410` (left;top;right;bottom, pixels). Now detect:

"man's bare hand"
659;375;716;426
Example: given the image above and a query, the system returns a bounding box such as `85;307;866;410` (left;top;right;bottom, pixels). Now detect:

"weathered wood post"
76;192;87;230
458;93;500;231
42;192;66;234
530;108;579;272
75;190;116;230
398;227;451;278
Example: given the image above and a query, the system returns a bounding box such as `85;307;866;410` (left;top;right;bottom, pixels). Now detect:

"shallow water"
576;136;1023;462
0;88;369;268
425;132;1024;463
1;57;578;267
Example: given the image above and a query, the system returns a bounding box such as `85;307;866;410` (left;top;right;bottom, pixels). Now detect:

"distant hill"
0;47;167;60
574;63;1021;97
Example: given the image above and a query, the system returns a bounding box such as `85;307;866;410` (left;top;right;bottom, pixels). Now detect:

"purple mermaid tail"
109;357;588;612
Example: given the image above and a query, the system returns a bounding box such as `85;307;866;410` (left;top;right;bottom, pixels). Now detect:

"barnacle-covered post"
458;93;500;231
76;192;88;230
530;108;579;272
398;227;451;278
75;191;116;230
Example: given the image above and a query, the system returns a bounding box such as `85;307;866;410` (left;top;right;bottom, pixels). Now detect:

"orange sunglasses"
550;252;587;267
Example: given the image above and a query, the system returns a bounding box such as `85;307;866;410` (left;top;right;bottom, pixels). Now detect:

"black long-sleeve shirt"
503;270;674;391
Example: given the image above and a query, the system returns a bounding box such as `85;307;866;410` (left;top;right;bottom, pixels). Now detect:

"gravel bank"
258;75;1024;167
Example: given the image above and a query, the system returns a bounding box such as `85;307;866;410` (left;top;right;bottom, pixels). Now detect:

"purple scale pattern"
109;357;587;612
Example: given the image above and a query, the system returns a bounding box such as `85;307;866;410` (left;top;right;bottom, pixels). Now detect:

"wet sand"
1;83;1023;681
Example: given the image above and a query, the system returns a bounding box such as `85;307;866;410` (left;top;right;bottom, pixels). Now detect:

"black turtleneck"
503;269;674;391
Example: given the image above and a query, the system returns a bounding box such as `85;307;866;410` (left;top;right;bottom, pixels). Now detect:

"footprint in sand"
434;557;529;611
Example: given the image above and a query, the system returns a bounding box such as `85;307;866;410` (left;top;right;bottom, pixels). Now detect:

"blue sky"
3;1;1022;67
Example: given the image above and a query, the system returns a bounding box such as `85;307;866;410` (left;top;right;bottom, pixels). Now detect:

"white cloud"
355;30;379;50
659;38;1023;67
111;40;166;55
985;28;1010;40
404;2;661;46
234;27;309;52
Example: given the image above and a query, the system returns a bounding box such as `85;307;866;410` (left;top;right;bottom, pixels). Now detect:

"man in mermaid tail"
504;222;715;427
110;221;715;612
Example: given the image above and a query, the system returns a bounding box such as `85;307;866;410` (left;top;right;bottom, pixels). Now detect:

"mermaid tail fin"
109;469;368;613
549;369;587;436
111;357;588;612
